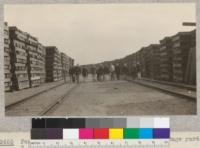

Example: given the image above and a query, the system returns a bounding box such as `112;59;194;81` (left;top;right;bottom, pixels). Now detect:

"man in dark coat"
90;65;96;82
97;65;104;81
115;63;121;80
121;63;128;80
82;67;88;82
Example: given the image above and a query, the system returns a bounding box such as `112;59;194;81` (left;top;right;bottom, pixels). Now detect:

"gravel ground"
49;79;196;116
5;75;196;116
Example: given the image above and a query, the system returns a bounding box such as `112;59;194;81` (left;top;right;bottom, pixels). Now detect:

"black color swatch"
45;118;86;128
32;118;46;128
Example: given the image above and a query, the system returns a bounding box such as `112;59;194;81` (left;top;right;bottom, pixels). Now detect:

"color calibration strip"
31;118;170;140
31;128;170;140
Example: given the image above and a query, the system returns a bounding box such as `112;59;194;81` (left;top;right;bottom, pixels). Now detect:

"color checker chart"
31;118;170;147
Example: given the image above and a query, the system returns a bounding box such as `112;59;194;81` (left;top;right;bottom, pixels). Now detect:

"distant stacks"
45;46;63;82
4;22;12;91
4;23;74;91
159;37;173;82
138;48;147;78
61;52;72;81
37;43;46;83
128;44;161;80
69;58;74;69
143;44;160;80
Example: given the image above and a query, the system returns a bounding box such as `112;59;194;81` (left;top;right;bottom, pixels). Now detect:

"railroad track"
5;82;67;110
126;78;196;100
39;84;79;116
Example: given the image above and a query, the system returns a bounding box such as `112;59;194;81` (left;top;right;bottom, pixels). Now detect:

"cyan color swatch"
139;128;153;139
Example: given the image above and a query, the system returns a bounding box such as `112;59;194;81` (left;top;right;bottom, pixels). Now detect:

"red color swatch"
93;128;109;139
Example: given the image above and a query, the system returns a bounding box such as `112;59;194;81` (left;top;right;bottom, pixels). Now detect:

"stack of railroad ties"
91;29;196;86
4;22;74;91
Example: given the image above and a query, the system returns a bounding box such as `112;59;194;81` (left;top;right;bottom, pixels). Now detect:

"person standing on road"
97;64;103;82
96;65;100;81
136;62;141;79
110;63;115;81
74;64;81;83
82;67;88;82
90;65;96;82
115;63;121;80
102;65;105;81
121;63;128;80
103;64;110;81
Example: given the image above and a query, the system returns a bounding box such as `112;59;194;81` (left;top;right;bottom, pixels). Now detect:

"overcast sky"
5;4;195;65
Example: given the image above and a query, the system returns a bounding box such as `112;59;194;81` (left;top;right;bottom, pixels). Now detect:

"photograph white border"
0;0;199;132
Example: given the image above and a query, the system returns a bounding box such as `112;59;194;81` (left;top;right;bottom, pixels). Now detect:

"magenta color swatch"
79;128;94;139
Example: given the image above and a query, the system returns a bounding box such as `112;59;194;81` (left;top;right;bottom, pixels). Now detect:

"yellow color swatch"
109;128;123;139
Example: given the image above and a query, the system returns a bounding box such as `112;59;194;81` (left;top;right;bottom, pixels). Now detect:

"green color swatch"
123;128;139;139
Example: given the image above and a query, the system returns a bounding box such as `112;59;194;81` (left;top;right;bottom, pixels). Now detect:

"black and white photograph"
4;3;196;116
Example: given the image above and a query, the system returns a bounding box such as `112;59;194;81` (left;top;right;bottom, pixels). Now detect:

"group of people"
68;62;142;83
90;63;128;82
69;64;88;83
